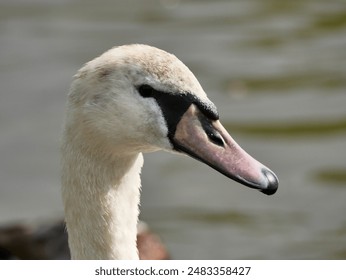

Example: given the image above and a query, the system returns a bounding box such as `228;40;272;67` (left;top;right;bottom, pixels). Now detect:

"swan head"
66;44;278;195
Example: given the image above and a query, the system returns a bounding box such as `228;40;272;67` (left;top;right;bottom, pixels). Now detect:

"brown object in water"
0;220;169;260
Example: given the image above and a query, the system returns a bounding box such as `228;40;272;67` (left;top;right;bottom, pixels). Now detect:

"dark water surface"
1;0;345;259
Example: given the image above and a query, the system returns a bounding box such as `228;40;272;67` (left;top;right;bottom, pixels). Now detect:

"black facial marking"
137;84;219;142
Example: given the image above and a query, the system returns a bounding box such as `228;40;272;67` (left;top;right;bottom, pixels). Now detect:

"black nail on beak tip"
260;169;279;195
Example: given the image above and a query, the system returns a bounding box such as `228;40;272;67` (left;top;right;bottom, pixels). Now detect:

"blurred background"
0;0;345;259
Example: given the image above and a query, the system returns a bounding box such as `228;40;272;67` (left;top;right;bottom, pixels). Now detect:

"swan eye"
138;84;155;98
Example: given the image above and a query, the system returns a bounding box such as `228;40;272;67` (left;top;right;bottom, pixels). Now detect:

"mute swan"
61;44;278;260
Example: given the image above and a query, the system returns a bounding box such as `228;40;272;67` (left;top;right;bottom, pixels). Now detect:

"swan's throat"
62;150;143;260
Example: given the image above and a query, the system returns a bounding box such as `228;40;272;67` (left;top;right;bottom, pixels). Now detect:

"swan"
61;44;278;260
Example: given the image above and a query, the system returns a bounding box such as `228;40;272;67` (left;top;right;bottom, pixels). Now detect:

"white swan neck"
62;149;143;260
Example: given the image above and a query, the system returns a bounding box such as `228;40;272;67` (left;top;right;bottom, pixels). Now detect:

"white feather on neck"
61;135;143;259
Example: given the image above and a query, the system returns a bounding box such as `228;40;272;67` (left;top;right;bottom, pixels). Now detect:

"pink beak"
172;104;278;195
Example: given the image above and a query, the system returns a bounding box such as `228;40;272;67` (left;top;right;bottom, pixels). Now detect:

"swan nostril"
207;131;225;147
197;113;225;147
260;169;279;195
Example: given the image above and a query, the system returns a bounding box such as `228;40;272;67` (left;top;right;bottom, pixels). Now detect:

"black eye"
138;84;155;98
